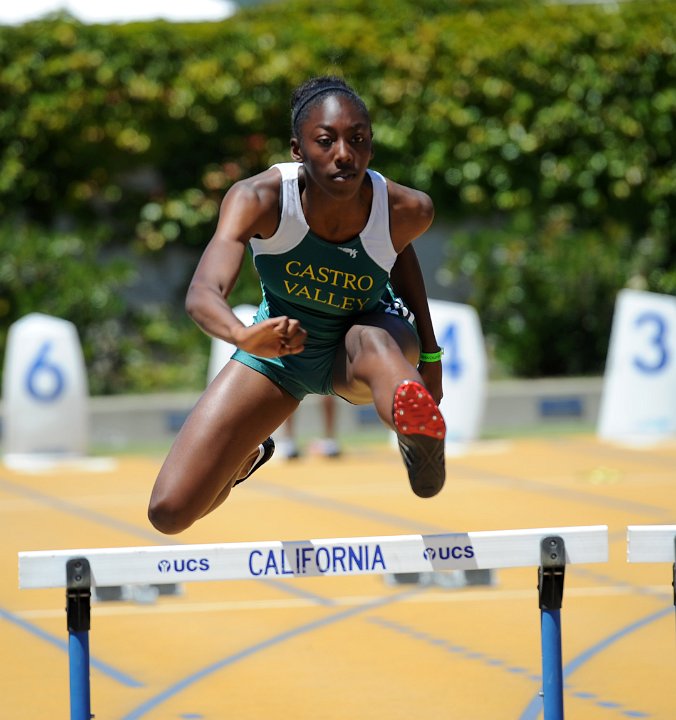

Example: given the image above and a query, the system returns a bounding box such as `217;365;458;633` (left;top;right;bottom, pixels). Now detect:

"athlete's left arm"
388;184;443;403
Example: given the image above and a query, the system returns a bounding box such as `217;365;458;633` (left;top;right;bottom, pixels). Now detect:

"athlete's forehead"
301;94;371;132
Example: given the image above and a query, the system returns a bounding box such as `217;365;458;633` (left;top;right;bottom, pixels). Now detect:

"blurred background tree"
0;0;673;391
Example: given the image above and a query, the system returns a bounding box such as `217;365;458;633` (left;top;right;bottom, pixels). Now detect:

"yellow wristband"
419;348;444;363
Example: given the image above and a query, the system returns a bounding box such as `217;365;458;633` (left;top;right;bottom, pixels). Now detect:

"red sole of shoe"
392;380;446;439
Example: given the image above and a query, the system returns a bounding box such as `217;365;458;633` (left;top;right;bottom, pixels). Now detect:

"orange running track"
2;434;675;719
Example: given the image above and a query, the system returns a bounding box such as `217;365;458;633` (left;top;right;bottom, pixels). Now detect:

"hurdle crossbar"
19;525;608;589
18;526;608;720
627;525;676;608
627;525;676;564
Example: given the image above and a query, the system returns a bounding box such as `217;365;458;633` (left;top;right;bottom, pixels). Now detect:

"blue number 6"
26;341;65;401
632;312;669;374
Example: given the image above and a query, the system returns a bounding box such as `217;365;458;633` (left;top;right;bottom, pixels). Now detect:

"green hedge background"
1;0;674;391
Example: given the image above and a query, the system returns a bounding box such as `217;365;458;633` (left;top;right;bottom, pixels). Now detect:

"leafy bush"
0;225;208;392
446;210;669;377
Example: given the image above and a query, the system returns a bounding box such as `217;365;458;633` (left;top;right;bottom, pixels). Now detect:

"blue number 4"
442;324;462;380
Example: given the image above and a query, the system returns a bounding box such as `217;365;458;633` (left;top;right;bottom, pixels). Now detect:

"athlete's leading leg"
332;314;446;498
148;361;299;534
332;313;421;419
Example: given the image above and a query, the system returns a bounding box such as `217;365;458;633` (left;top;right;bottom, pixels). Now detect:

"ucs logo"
422;545;475;561
157;558;210;573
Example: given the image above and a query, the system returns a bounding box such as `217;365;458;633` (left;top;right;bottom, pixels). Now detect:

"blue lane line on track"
0;476;163;543
262;577;337;605
450;464;669;518
546;437;676;472
6;464;670;719
0;606;144;688
119;587;422;720
518;605;672;720
370;615;655;719
369;616;537;676
252;480;450;533
571;566;672;600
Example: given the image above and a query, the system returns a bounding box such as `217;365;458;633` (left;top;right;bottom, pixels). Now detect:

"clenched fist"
232;316;307;358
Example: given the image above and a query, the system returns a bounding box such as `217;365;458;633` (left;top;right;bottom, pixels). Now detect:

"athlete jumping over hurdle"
148;76;447;534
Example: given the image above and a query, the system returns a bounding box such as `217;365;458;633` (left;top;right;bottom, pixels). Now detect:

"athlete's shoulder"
215;166;283;240
225;166;282;212
383;177;434;242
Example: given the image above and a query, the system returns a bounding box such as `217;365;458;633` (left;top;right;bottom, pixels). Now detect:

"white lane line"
15;584;672;619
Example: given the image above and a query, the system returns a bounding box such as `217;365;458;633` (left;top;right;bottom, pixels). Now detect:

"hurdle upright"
19;525;609;720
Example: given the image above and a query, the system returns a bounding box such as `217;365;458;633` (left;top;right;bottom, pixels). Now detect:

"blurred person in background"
278;395;341;459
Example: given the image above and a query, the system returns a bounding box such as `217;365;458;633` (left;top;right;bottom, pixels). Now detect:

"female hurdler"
148;76;447;534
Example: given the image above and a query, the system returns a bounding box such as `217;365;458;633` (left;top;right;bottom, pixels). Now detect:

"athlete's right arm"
185;171;307;358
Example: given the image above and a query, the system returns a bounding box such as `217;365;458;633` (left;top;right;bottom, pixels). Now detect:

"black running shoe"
393;380;446;498
235;436;275;486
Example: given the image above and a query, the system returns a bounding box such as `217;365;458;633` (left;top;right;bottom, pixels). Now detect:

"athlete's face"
291;95;374;198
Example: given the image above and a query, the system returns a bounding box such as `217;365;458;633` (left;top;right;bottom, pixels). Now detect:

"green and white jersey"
232;162;416;400
250;162;400;345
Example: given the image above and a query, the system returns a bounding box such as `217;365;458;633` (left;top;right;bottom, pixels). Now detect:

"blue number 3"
633;312;669;374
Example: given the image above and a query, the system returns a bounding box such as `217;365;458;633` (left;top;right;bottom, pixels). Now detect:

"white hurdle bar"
627;525;676;606
627;525;676;564
19;525;608;588
18;525;609;720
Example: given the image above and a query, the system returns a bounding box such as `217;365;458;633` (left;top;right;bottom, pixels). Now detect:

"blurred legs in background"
277;396;341;459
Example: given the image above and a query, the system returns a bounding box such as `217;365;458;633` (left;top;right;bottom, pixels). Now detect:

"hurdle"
627;525;676;608
19;525;608;720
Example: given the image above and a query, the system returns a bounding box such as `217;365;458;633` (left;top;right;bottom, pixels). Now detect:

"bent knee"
355;325;395;350
147;496;194;535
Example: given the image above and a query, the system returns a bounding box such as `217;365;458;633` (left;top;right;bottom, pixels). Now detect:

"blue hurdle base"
69;630;91;720
541;609;564;720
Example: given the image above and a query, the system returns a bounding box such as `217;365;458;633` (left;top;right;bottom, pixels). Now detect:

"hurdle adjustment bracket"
538;536;566;610
66;558;91;633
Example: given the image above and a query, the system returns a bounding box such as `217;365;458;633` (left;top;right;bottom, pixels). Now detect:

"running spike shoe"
392;380;446;498
235;436;275;486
